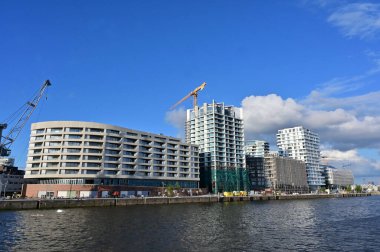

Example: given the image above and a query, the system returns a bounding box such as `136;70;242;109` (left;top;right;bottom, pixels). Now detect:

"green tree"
166;185;174;197
355;185;362;193
346;186;352;192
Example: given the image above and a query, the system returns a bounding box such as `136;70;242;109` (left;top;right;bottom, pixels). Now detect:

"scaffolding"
211;168;249;193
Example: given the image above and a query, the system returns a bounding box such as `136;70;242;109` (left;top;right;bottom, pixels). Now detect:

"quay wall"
0;193;372;211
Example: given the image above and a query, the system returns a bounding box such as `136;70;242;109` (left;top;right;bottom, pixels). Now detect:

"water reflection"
0;197;379;251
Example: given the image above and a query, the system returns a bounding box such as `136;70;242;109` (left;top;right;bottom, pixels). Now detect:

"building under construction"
185;101;247;193
264;153;309;194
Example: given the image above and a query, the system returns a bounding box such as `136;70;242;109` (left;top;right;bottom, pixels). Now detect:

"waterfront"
1;196;379;251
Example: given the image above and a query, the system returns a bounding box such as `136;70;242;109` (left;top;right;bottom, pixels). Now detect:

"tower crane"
0;80;51;157
170;82;206;110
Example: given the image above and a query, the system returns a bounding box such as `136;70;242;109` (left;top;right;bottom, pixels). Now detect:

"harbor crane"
0;80;51;157
170;82;206;110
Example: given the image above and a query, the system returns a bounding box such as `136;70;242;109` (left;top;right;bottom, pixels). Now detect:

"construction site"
172;83;249;193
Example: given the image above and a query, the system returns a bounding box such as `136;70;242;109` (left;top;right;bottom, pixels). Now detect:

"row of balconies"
28;165;199;174
29;146;195;157
31;135;192;149
28;169;200;178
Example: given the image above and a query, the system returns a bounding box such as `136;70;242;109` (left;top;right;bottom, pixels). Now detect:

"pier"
0;193;373;211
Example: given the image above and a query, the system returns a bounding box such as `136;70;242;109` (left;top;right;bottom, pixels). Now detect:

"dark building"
246;156;266;191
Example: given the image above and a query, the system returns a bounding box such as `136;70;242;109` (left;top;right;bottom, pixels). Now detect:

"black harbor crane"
0;80;51;157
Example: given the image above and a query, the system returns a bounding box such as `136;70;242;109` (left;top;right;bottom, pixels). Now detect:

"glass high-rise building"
186;101;247;193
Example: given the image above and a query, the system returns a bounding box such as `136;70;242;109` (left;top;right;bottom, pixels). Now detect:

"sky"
1;0;380;184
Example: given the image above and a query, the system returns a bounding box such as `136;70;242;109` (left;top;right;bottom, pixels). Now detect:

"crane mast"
170;82;206;110
0;80;51;157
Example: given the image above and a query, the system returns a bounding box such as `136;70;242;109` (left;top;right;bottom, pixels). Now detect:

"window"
87;128;104;133
66;155;80;160
104;163;118;169
36;129;45;134
106;143;120;148
65;134;82;139
65;141;81;146
67;128;82;132
47;148;60;153
64;148;81;153
107;136;121;141
105;156;119;162
65;163;79;167
86;135;103;140
50;128;62;133
106;129;120;134
84;148;101;153
106;149;120;155
85;142;102;147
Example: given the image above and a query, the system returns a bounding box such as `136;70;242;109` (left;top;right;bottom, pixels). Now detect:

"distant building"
264;153;309;194
322;165;354;189
277;126;324;190
24;121;200;198
244;140;269;157
186;101;247;193
0;159;26;197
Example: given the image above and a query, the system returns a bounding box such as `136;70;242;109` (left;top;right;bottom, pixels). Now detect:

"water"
1;196;379;251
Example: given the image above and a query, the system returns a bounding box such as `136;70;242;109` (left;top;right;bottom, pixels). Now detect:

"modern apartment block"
24;121;200;198
244;140;269;157
264;153;308;194
322;165;354;189
186;101;246;193
277;126;324;190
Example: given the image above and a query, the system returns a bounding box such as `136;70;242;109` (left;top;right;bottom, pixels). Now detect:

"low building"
322;165;354;189
0;158;26;197
246;156;266;191
24;121;200;198
264;153;309;194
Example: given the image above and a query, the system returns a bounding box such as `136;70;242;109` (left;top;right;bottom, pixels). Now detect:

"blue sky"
1;0;380;184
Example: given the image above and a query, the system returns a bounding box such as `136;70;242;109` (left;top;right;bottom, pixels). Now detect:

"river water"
0;196;379;251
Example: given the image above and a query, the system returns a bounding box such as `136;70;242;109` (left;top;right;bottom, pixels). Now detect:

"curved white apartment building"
25;121;200;193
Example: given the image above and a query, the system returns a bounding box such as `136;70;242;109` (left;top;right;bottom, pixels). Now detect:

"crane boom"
0;80;51;157
170;82;206;110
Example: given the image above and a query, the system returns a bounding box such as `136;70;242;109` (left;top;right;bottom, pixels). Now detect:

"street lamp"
3;180;8;198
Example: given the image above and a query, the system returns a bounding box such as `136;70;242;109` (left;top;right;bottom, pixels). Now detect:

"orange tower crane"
170;82;206;110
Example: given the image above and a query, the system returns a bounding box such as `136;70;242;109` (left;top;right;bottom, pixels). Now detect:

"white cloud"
321;149;380;177
165;107;186;139
327;3;380;39
242;94;303;134
242;93;380;150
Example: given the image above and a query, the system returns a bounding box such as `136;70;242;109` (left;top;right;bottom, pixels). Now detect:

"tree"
166;185;174;197
355;185;362;193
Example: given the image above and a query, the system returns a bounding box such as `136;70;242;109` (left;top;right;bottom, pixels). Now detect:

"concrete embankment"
0;193;372;211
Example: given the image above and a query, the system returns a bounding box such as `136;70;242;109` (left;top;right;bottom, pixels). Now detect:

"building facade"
245;156;266;191
24;121;200;198
244;140;269;157
322;165;354;189
277;126;324;190
264;153;309;194
186;101;246;193
0;158;26;197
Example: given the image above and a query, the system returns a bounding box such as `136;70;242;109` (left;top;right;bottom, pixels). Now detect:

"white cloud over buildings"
166;86;380;179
